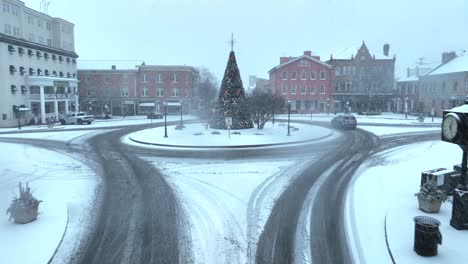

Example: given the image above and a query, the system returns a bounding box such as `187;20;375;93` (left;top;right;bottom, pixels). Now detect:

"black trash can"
413;216;442;256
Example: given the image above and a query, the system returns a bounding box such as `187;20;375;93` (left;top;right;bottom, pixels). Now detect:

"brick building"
418;52;468;116
78;63;200;116
327;42;395;113
268;51;332;113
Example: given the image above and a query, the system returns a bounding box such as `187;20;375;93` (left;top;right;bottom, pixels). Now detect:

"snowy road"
0;119;442;264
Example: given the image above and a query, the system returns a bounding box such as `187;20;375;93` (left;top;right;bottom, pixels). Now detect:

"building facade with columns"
0;0;78;127
77;64;200;116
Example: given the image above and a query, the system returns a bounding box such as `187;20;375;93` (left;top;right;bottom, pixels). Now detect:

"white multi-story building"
0;0;78;127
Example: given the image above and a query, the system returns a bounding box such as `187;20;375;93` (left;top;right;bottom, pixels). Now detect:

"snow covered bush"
415;182;448;203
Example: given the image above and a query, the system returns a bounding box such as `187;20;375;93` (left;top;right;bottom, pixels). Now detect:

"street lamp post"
180;100;183;128
287;101;291;136
404;97;408;119
327;98;330;116
164;102;168;138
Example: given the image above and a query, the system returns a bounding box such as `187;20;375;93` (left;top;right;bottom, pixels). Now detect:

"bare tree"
197;66;219;118
247;88;285;129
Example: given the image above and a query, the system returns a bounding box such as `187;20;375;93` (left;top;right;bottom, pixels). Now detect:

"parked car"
60;112;94;125
147;112;164;119
331;114;357;129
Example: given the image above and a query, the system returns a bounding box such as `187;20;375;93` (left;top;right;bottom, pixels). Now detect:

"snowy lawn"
146;158;315;264
359;126;440;136
347;141;466;263
128;121;332;147
0;143;97;264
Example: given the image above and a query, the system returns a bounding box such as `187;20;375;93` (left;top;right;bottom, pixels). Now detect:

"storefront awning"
138;102;155;107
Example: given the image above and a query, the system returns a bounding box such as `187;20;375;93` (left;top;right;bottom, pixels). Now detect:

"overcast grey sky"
23;0;467;84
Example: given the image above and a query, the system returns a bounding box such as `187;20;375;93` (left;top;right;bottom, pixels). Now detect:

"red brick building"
78;63;200;115
268;51;332;113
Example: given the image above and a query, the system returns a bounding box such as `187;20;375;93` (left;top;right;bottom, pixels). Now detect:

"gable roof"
425;55;468;76
268;55;331;73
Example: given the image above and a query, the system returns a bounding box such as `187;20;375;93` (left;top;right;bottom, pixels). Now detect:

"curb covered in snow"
47;208;70;264
128;131;333;149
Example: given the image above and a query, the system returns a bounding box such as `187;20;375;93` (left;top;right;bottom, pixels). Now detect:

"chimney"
442;51;456;64
111;65;116;70
304;51;312;56
280;57;289;64
383;44;390;56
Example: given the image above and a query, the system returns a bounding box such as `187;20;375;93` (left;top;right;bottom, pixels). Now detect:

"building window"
335;82;339;92
87;89;92;96
185;88;189;97
310;71;316;80
301;71;306;80
281;84;287;94
122;87;129;97
453;81;458;92
47;39;52;46
157;88;164;97
185;74;189;83
46;23;51;31
142;73;147;83
345;81;351;91
300;85;306;94
310;84;316;94
157;73;163;83
4;24;11;34
171;87;179;97
320;84;325;94
172;73;178;83
320;71;326;80
142;87;148;97
282;71;287;80
465;80;468;91
335;66;341;76
291;71;297;80
291;85;297;94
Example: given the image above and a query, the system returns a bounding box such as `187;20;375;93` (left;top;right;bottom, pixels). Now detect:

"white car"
60;112;94;125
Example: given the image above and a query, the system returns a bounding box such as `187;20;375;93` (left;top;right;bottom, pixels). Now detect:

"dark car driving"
331;114;357;129
147;112;163;119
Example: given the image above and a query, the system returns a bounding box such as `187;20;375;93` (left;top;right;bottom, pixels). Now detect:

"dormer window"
18;47;25;54
20;67;26;75
44;53;50;58
67;72;71;78
59;56;63;62
36;51;42;58
52;70;57;76
21;85;28;94
9;65;17;73
28;49;34;56
72;73;77;78
52;54;57;60
29;68;35;75
37;69;43;75
8;45;16;52
59;72;64;77
45;70;50;76
66;58;70;63
72;58;76;64
11;85;18;93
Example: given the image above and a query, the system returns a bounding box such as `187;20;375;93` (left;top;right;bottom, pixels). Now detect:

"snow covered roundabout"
123;121;336;263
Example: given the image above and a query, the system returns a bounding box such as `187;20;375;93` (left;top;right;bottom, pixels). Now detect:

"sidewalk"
346;140;467;264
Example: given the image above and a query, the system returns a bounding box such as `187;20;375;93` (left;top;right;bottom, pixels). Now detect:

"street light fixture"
287;100;291;136
180;100;184;128
405;97;408;119
164;101;168;138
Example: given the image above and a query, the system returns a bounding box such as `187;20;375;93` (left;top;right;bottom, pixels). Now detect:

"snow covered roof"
77;60;142;70
268;55;331;73
397;75;419;82
425;55;468;76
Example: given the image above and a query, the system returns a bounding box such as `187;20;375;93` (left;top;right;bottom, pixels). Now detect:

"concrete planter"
418;197;442;213
12;203;39;224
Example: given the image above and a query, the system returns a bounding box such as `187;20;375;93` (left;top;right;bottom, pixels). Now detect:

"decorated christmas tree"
210;50;253;129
